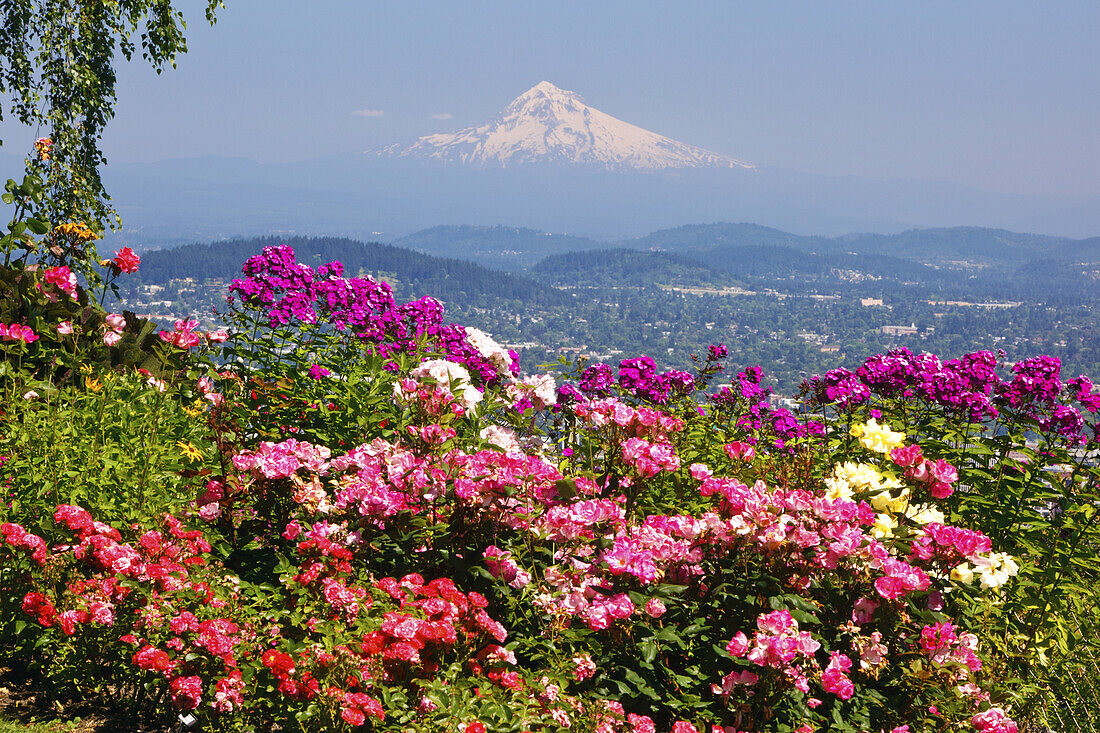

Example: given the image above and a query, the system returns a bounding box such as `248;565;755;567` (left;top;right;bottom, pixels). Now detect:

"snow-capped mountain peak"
374;82;754;171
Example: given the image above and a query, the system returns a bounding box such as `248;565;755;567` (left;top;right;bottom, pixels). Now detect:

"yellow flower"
823;476;853;501
182;399;206;418
972;552;1020;590
84;377;102;392
951;563;975;584
53;221;98;242
177;441;203;462
871;513;898;538
831;461;898;493
850;418;906;454
905;503;945;525
870;487;910;514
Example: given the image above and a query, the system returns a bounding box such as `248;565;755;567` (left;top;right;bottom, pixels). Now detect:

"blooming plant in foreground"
1;245;1097;732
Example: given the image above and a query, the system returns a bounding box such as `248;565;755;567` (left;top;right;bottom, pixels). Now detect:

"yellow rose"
850;418;906;454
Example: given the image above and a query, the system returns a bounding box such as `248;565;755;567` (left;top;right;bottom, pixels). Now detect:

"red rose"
113;246;141;273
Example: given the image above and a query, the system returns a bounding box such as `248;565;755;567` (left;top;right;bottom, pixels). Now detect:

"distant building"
881;324;918;336
860;298;884;307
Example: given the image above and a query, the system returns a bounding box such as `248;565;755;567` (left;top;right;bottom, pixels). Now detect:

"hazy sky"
6;1;1100;197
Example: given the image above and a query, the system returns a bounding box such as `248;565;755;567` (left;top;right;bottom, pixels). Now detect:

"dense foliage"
3;192;1099;731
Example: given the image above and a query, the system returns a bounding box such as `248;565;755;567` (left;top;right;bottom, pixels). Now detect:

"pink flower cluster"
726;609;821;690
324;437;567;526
891;444;958;499
103;312;125;346
572;397;685;440
0;323;39;344
393;376;471;418
1;521;47;563
820;652;856;700
159;319;226;349
920;621;982;674
483;545;532;589
972;708;1019;733
43;265;77;298
621;437;681;478
232;438;331;480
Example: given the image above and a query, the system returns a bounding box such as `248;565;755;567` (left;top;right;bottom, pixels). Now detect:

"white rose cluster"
952;552;1020;591
509;374;558;411
479;424;522;453
408;358;484;411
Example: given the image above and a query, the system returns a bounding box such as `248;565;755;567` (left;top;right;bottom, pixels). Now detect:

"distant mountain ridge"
391;222;1100;272
374;81;754;171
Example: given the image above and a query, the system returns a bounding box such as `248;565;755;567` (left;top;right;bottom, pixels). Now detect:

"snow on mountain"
374;81;754;171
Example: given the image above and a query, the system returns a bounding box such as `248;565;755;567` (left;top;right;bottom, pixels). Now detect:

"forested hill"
532;249;742;287
130;236;571;308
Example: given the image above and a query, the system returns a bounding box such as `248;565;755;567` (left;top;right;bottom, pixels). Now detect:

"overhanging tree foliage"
0;0;224;230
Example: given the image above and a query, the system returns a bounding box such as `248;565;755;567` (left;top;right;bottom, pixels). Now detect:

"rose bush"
1;240;1098;732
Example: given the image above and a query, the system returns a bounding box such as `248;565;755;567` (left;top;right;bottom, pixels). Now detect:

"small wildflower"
177;442;203;462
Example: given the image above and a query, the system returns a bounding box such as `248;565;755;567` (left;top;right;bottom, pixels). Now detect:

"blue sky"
9;1;1100;197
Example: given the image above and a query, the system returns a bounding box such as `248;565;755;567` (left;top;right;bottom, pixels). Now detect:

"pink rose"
689;463;712;480
112;247;141;273
725;632;749;657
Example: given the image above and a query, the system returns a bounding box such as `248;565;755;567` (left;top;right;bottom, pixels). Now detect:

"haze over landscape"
0;1;1097;385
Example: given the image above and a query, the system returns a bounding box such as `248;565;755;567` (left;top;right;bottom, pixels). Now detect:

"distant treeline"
132;236;572;308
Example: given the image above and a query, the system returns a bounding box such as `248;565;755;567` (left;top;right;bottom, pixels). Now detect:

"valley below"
116;223;1100;393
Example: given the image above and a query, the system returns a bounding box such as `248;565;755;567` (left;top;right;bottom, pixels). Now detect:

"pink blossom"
213;671;244;712
890;444;923;467
198;503;222;521
572;652;596;681
851;597;878;624
169;675;203;710
971;708;1018;733
930;459;958;484
724;441;756;461
112;247;141;273
43;266;77;297
721;633;747;657
689;463;712;480
2;324;39;343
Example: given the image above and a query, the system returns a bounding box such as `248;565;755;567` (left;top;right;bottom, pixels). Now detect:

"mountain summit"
375;81;754;171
